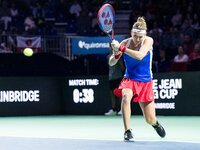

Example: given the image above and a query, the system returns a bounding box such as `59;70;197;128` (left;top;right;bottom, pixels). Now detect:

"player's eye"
134;35;143;39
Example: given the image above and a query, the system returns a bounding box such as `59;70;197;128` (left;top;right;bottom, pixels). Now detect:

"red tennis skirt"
113;78;154;102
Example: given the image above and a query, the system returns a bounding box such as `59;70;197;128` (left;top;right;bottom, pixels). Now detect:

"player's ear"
131;31;134;37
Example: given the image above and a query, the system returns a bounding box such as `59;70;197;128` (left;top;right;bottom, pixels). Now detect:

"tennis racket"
97;4;115;41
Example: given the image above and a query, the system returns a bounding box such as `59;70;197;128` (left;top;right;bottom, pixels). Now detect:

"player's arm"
125;37;153;60
109;54;119;66
108;40;126;66
111;37;153;60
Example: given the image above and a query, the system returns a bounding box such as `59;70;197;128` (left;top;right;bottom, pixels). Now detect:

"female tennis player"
110;17;166;141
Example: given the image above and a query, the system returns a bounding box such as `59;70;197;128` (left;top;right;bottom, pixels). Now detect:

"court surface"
0;115;199;150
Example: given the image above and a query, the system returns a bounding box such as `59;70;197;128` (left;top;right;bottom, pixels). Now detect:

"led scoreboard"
70;79;97;104
63;76;111;115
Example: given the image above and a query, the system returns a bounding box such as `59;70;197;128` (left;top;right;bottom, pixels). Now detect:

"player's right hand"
111;40;120;53
111;40;120;49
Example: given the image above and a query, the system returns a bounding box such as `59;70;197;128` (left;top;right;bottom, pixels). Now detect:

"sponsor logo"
153;79;182;100
153;78;182;110
0;90;40;102
155;102;175;109
78;41;109;50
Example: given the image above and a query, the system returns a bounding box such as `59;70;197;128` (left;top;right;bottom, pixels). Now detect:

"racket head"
97;4;115;34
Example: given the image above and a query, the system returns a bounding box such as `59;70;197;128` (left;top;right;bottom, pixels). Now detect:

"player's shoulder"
145;36;153;43
144;36;153;51
120;38;130;46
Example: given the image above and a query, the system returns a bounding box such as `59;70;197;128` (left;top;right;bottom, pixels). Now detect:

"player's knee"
122;89;133;104
122;94;132;104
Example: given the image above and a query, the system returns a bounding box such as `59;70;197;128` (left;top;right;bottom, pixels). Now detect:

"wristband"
119;45;127;53
114;53;121;59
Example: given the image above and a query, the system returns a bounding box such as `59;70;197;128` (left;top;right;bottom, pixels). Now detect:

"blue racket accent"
97;4;115;40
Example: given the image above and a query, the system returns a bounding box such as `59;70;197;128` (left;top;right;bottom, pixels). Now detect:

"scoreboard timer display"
73;88;94;103
63;76;112;115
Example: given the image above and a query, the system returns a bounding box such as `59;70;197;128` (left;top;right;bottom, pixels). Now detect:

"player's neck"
130;40;141;50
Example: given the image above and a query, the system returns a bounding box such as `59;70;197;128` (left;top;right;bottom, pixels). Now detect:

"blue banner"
72;36;126;54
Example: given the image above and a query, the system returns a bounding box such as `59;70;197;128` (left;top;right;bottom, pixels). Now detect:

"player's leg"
121;88;134;141
122;88;133;130
139;101;166;137
139;101;157;125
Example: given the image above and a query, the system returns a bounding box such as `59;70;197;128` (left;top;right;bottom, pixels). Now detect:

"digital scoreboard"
63;76;111;115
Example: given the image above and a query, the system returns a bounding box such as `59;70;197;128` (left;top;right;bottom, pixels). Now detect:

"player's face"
131;31;146;46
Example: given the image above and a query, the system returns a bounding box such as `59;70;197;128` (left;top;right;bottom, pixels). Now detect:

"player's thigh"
139;101;156;119
122;88;133;103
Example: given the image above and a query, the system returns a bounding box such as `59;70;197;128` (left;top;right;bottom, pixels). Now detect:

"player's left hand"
111;40;127;53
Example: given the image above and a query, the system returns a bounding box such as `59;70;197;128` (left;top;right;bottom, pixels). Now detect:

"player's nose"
136;38;140;42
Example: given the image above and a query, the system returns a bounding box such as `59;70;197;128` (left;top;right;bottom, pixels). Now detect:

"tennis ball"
23;48;33;57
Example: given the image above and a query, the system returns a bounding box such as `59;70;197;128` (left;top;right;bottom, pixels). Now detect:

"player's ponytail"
132;17;147;31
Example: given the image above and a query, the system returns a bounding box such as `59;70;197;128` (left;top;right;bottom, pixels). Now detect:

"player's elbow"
108;55;118;66
109;59;116;66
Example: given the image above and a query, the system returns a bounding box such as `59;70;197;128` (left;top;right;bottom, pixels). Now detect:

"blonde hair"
132;17;147;31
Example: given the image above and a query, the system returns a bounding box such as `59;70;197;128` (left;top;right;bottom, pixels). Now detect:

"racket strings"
97;4;115;40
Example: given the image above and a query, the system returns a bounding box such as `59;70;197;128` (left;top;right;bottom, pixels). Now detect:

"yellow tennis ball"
23;48;33;57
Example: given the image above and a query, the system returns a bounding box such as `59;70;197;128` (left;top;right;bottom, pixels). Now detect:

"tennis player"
110;17;166;141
